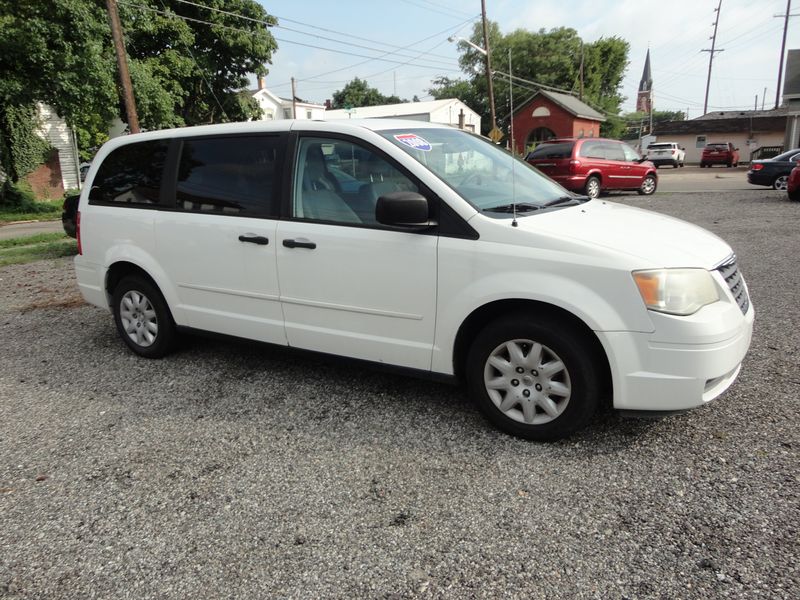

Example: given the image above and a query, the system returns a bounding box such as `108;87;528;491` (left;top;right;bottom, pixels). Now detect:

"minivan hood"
512;200;732;268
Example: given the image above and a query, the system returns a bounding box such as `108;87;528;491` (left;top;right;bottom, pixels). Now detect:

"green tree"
0;0;278;178
331;78;405;109
430;22;629;138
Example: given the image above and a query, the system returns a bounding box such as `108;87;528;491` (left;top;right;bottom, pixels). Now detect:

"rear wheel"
788;189;800;201
773;175;789;191
465;314;601;441
112;275;176;358
673;161;679;168
700;162;706;168
637;174;657;195
584;175;601;199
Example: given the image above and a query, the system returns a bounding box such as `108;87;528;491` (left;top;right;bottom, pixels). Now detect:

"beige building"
652;108;788;164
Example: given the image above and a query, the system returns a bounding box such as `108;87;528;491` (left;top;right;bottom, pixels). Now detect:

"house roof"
693;107;789;120
654;114;787;135
325;98;477;119
514;89;606;122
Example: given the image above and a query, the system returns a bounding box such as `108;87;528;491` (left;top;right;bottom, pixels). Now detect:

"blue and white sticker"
394;133;432;152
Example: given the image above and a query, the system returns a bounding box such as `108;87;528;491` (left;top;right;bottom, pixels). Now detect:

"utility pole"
579;42;584;101
775;0;794;109
763;87;767;111
702;0;724;116
106;0;139;133
291;77;297;119
480;0;497;136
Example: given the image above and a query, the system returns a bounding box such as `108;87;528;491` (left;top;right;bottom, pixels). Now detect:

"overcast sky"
257;0;798;117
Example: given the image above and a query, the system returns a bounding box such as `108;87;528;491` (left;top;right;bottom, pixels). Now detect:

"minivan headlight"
632;269;719;316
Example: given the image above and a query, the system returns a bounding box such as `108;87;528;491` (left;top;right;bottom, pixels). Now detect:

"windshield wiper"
483;202;541;213
541;196;585;208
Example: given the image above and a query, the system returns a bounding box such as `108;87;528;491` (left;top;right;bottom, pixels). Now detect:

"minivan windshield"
379;128;583;215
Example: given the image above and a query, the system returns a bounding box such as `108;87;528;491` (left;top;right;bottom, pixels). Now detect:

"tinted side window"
527;142;575;159
622;144;640;162
90;140;168;205
579;140;605;159
176;136;282;217
603;142;625;161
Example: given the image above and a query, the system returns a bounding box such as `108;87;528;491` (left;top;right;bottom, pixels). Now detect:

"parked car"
61;192;80;238
79;162;91;182
786;165;800;200
525;137;657;199
700;142;739;168
645;142;685;168
73;120;753;441
747;148;800;191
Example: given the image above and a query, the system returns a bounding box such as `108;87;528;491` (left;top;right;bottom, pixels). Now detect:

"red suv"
700;142;739;168
526;138;657;199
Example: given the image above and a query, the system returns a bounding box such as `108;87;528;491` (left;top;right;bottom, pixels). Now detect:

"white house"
35;103;81;191
325;98;481;133
250;77;325;121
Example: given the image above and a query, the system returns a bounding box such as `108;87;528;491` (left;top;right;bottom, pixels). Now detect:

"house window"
578;129;585;138
696;135;707;148
264;110;274;120
283;108;292;119
306;110;312;119
589;129;594;137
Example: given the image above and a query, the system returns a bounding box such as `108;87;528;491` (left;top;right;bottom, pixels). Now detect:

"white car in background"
646;142;686;168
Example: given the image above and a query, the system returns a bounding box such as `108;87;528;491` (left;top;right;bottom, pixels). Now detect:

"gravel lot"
1;187;798;599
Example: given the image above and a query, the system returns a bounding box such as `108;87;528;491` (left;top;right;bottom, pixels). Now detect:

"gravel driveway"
1;188;798;599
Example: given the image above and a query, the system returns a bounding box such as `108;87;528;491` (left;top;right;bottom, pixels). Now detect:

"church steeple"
637;49;653;113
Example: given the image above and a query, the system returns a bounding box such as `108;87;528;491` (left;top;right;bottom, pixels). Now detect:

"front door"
276;135;438;370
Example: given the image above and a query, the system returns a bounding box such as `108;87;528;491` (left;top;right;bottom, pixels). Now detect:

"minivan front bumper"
597;303;754;412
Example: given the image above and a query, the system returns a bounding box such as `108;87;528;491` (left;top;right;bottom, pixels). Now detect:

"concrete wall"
650;131;785;164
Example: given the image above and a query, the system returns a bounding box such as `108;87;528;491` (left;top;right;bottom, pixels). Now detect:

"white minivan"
74;120;754;441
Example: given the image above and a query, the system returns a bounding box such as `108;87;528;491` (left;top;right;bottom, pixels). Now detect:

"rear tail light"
76;210;82;255
671;150;676;155
750;164;763;171
569;159;581;173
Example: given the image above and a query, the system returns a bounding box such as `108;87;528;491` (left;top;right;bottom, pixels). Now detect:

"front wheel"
112;275;176;358
584;175;601;199
773;175;789;191
637;174;657;195
465;314;601;441
788;189;800;201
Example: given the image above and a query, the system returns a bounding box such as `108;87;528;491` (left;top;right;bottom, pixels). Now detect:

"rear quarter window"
89;140;169;205
527;142;575;159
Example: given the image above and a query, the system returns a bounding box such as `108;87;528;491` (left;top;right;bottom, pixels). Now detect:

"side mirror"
376;191;431;228
681;147;686;151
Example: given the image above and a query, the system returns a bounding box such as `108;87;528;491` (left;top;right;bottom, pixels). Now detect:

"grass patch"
0;235;77;267
0;232;69;249
0;199;62;224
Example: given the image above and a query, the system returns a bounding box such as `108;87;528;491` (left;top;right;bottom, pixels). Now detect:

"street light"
449;35;498;141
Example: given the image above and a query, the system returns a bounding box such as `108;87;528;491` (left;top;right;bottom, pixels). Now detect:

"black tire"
726;162;732;168
584;175;601;199
112;275;176;358
700;162;706;168
788;189;800;201
637;174;657;196
465;313;601;441
673;161;679;169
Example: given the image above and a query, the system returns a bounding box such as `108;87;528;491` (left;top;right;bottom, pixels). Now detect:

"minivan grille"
716;255;750;315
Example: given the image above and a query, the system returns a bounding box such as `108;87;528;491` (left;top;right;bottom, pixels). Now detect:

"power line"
173;0;457;68
120;1;464;73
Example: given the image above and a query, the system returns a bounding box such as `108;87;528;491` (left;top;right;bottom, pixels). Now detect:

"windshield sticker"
394;133;432;152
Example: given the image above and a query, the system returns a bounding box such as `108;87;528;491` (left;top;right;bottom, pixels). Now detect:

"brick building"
511;90;605;155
